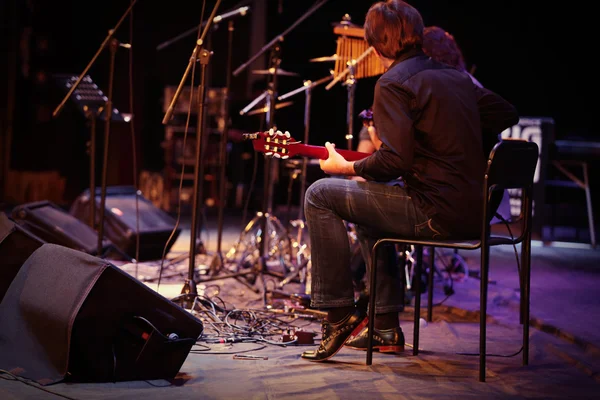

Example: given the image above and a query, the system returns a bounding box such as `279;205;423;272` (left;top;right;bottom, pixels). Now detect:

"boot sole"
303;317;369;362
346;344;405;354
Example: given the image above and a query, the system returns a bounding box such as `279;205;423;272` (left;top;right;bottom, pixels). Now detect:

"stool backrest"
483;139;539;242
486;139;539;190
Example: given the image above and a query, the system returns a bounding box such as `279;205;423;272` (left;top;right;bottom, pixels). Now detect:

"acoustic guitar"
243;129;371;161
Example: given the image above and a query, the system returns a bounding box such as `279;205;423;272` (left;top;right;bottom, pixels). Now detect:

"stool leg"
522;235;532;366
413;245;423;356
367;241;379;365
427;246;434;322
522;213;533;366
479;242;490;382
582;162;596;248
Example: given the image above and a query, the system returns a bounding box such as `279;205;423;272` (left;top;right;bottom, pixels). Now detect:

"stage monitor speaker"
0;212;45;303
70;186;181;261
0;243;204;384
10;200;112;256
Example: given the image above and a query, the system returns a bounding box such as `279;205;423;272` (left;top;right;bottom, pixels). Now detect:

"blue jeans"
304;177;445;314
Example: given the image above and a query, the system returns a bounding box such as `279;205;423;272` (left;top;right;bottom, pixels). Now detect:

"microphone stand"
162;0;223;310
84;109;97;229
211;19;235;273
51;0;137;255
96;38;118;255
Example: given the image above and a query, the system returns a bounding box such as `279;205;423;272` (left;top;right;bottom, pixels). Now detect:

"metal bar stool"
366;139;539;382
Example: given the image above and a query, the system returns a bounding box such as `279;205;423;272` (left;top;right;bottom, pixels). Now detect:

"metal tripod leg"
224;211;292;289
277;219;311;290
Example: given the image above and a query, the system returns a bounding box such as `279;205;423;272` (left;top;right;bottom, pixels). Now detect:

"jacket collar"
388;46;426;70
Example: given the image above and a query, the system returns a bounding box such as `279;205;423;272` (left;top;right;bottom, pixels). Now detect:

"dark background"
0;0;595;210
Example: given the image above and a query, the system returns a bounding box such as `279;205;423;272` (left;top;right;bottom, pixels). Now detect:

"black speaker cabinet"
0;243;204;384
70;186;181;261
10;200;112;256
0;212;45;303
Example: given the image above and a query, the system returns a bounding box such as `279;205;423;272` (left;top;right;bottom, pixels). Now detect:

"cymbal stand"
278;73;333;220
326;46;374;150
275;73;334;291
344;63;356;150
229;44;291;302
229;0;330;305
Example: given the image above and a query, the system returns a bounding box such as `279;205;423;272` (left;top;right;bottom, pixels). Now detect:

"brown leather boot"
345;326;405;354
301;308;368;362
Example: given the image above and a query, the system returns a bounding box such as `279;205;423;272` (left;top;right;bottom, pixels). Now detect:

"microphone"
213;6;250;24
156;6;251;52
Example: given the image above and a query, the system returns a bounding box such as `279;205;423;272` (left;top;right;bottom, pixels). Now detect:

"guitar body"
243;129;370;161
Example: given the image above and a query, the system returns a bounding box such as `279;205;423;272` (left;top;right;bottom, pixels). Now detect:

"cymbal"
246;101;294;116
252;68;299;77
309;54;350;63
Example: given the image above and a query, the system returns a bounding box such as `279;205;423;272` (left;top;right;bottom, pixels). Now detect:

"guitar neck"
293;144;370;161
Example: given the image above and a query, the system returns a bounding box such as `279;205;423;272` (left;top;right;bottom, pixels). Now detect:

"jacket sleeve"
476;86;520;156
353;79;415;181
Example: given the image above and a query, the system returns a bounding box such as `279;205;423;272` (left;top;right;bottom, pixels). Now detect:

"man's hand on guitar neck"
319;142;357;176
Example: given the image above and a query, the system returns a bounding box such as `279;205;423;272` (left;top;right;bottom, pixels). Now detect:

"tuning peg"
268;128;275;136
274;153;281;158
284;131;291;138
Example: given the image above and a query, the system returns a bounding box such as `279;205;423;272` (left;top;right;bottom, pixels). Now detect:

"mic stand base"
171;278;199;310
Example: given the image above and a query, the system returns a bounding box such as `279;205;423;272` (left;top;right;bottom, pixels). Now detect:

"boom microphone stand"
52;0;137;256
156;3;250;51
162;0;223;309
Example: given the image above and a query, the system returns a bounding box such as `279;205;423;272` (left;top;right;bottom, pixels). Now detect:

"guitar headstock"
243;129;299;159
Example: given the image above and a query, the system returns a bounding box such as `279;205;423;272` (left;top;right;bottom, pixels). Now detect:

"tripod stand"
223;0;330;305
271;74;335;291
226;44;294;299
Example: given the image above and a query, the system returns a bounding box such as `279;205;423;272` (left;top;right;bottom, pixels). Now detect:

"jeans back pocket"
414;218;445;239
